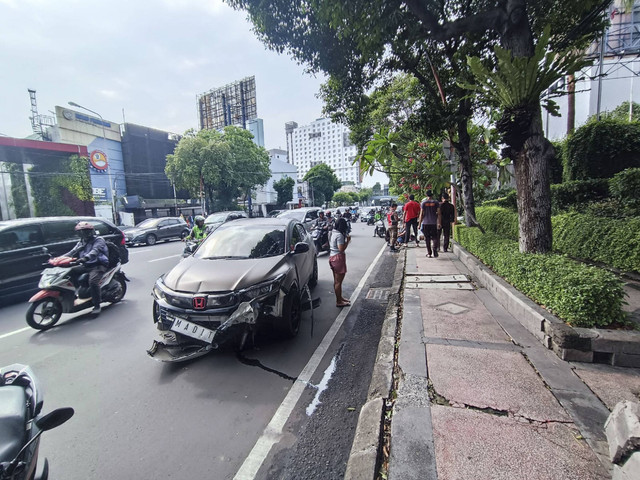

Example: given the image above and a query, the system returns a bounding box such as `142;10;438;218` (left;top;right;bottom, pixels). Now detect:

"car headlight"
206;293;237;308
241;274;286;301
152;279;167;300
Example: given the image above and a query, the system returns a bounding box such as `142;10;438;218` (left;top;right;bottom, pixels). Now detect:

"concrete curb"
344;249;405;480
453;242;640;367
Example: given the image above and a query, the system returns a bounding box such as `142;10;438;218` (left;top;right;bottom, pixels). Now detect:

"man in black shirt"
439;193;455;252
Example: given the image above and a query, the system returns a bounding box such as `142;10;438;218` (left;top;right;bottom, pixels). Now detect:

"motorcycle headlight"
241;274;285;301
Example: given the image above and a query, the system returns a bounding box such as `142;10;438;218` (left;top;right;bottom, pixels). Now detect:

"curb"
453;242;640;367
344;249;405;480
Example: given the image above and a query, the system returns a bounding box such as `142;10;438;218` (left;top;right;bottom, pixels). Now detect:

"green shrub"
610;167;640;209
476;206;519;240
454;226;626;328
564;119;640;181
550;179;610;214
482;190;518;211
550;140;565;184
552;213;640;273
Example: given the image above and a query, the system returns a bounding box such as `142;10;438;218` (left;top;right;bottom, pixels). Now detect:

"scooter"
25;257;128;330
366;214;375;226
374;220;386;238
311;227;330;254
0;364;74;480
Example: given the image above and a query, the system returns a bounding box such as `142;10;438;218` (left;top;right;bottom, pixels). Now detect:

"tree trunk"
513;110;553;253
567;74;575;135
455;117;476;226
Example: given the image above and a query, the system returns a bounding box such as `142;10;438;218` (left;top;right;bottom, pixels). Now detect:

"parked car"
276;207;323;230
122;217;189;246
203;210;248;234
148;217;318;361
0;216;127;302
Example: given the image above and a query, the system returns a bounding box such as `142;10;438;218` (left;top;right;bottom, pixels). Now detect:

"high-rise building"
286;118;359;185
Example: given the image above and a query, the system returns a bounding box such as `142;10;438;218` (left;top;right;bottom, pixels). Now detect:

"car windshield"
195;225;286;259
277;210;304;221
136;218;161;228
205;213;229;224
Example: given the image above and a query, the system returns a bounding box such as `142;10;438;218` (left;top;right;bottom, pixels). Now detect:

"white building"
253;149;298;213
286;118;360;185
544;1;640;140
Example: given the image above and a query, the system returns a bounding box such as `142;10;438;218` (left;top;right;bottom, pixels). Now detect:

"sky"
0;0;388;187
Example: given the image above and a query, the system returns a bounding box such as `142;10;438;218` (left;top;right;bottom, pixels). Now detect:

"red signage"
89;150;108;171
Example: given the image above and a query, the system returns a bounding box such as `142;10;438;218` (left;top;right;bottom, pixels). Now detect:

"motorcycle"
311;227;330;254
25;256;128;330
0;364;74;480
374;220;386;238
366;214;375;226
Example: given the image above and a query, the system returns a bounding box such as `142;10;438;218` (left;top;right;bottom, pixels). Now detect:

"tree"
358;187;373;204
371;182;382;196
603;101;640;123
303;164;341;206
273;176;295;207
332;192;352;205
227;0;608;253
166;126;270;212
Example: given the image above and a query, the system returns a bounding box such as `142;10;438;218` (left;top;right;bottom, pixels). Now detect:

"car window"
167;219;179;225
159;220;170;227
42;220;78;243
290;224;302;251
87;220;114;236
295;224;306;240
0;225;44;252
137;218;161;229
195;225;286;259
305;210;318;221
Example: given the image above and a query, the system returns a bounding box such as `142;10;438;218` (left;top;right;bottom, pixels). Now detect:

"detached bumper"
146;339;213;363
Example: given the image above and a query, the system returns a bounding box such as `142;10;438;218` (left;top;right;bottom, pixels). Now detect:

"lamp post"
68;101;117;223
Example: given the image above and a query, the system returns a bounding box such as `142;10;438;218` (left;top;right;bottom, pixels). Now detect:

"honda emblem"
192;296;206;310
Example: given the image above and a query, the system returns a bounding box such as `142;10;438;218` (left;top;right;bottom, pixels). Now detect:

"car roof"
0;216;117;230
216;217;298;229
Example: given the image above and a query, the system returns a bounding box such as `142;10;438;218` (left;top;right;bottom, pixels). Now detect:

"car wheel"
26;298;62;330
146;234;157;246
308;257;318;289
276;287;301;338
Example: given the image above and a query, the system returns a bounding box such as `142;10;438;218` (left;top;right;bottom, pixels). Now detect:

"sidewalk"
385;244;640;480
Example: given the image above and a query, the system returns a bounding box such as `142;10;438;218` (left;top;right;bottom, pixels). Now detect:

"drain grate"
366;288;391;301
404;273;474;290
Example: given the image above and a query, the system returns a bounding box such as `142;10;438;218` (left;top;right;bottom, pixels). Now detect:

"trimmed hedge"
610;167;640;209
482;190;518;211
454;226;626;328
476;206;640;273
550;179;610;214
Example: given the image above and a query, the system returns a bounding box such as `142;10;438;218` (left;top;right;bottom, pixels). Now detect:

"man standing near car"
403;194;421;247
64;222;109;315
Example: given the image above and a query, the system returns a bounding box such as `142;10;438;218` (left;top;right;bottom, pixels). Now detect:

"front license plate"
170;318;217;343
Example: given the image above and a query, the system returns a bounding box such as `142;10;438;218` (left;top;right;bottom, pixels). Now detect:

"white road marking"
148;254;182;263
233;242;388;480
0;327;31;340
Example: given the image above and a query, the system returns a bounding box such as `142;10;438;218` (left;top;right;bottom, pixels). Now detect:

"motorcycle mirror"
36;407;74;431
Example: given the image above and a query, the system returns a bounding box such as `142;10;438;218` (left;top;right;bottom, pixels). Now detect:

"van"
0;217;127;302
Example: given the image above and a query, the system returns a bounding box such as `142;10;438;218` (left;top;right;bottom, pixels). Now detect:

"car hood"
162;255;287;293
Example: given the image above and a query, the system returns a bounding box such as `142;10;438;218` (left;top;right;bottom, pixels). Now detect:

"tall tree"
228;0;608;253
273;176;295;207
303;163;341;206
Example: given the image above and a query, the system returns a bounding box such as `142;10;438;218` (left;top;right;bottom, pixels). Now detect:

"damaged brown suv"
147;217;318;362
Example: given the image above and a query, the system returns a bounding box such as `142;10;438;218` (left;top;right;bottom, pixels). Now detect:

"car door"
0;223;48;296
289;223;312;286
155;219;172;241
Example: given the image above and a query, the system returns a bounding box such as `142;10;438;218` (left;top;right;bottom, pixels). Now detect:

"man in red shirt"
403;194;421;246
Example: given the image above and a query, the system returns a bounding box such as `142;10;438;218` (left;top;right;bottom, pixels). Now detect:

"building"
253;149;298;214
247;118;265;147
286;118;360;185
544;1;640;140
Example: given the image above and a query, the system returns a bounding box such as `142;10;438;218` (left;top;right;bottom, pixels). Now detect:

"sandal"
336;301;351;307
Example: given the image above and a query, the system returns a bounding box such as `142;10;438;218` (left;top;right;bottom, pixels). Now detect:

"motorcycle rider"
63;222;109;315
325;210;335;231
312;211;330;250
185;215;207;242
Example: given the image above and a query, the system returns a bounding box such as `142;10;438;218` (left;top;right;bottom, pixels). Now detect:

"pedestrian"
329;217;351;307
403;194;421;246
439;192;455;252
388;203;400;252
418;190;441;258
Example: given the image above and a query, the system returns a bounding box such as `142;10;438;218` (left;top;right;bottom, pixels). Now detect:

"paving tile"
572;362;640;411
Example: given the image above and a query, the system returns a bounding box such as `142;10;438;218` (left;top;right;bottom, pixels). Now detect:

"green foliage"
550;179;610;214
371;182;382;196
303;163;341;206
358;187;373;203
332;192;353;205
454;226;626;327
166;127;271;211
273;176;295;207
476;206;519;240
564;119;640;181
602;101;640;123
553;213;640;274
609;168;640;211
6;163;29;218
549;140;565;184
482;190;518;211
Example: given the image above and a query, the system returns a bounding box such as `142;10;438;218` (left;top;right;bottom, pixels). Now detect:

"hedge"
454;226;626;328
476;206;640;273
610;167;640;209
550;179;610;214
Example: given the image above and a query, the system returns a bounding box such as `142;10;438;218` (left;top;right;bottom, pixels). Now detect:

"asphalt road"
0;221;395;480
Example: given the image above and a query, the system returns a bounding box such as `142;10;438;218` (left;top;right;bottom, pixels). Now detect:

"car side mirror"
293;242;310;254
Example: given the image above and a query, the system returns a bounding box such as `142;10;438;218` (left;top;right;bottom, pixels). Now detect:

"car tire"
26;298;63;330
146;234;157;246
308;258;318;289
277;287;301;338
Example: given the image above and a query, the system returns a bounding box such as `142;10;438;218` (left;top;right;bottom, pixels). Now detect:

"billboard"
197;76;257;131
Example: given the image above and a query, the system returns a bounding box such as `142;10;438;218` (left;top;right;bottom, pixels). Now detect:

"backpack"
104;240;122;268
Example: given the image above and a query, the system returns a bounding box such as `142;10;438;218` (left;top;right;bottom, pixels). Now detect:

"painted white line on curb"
148;254;182;263
233;242;388;480
0;327;31;340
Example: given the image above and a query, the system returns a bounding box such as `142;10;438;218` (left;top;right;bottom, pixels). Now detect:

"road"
0;221;396;479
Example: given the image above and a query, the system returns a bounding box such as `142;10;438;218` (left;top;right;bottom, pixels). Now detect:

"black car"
123;217;189;246
148;218;318;362
0;216;127;302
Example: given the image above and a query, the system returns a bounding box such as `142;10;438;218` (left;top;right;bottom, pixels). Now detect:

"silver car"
148;218;318;362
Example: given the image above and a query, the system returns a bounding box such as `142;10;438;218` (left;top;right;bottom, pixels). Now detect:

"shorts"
329;253;347;275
